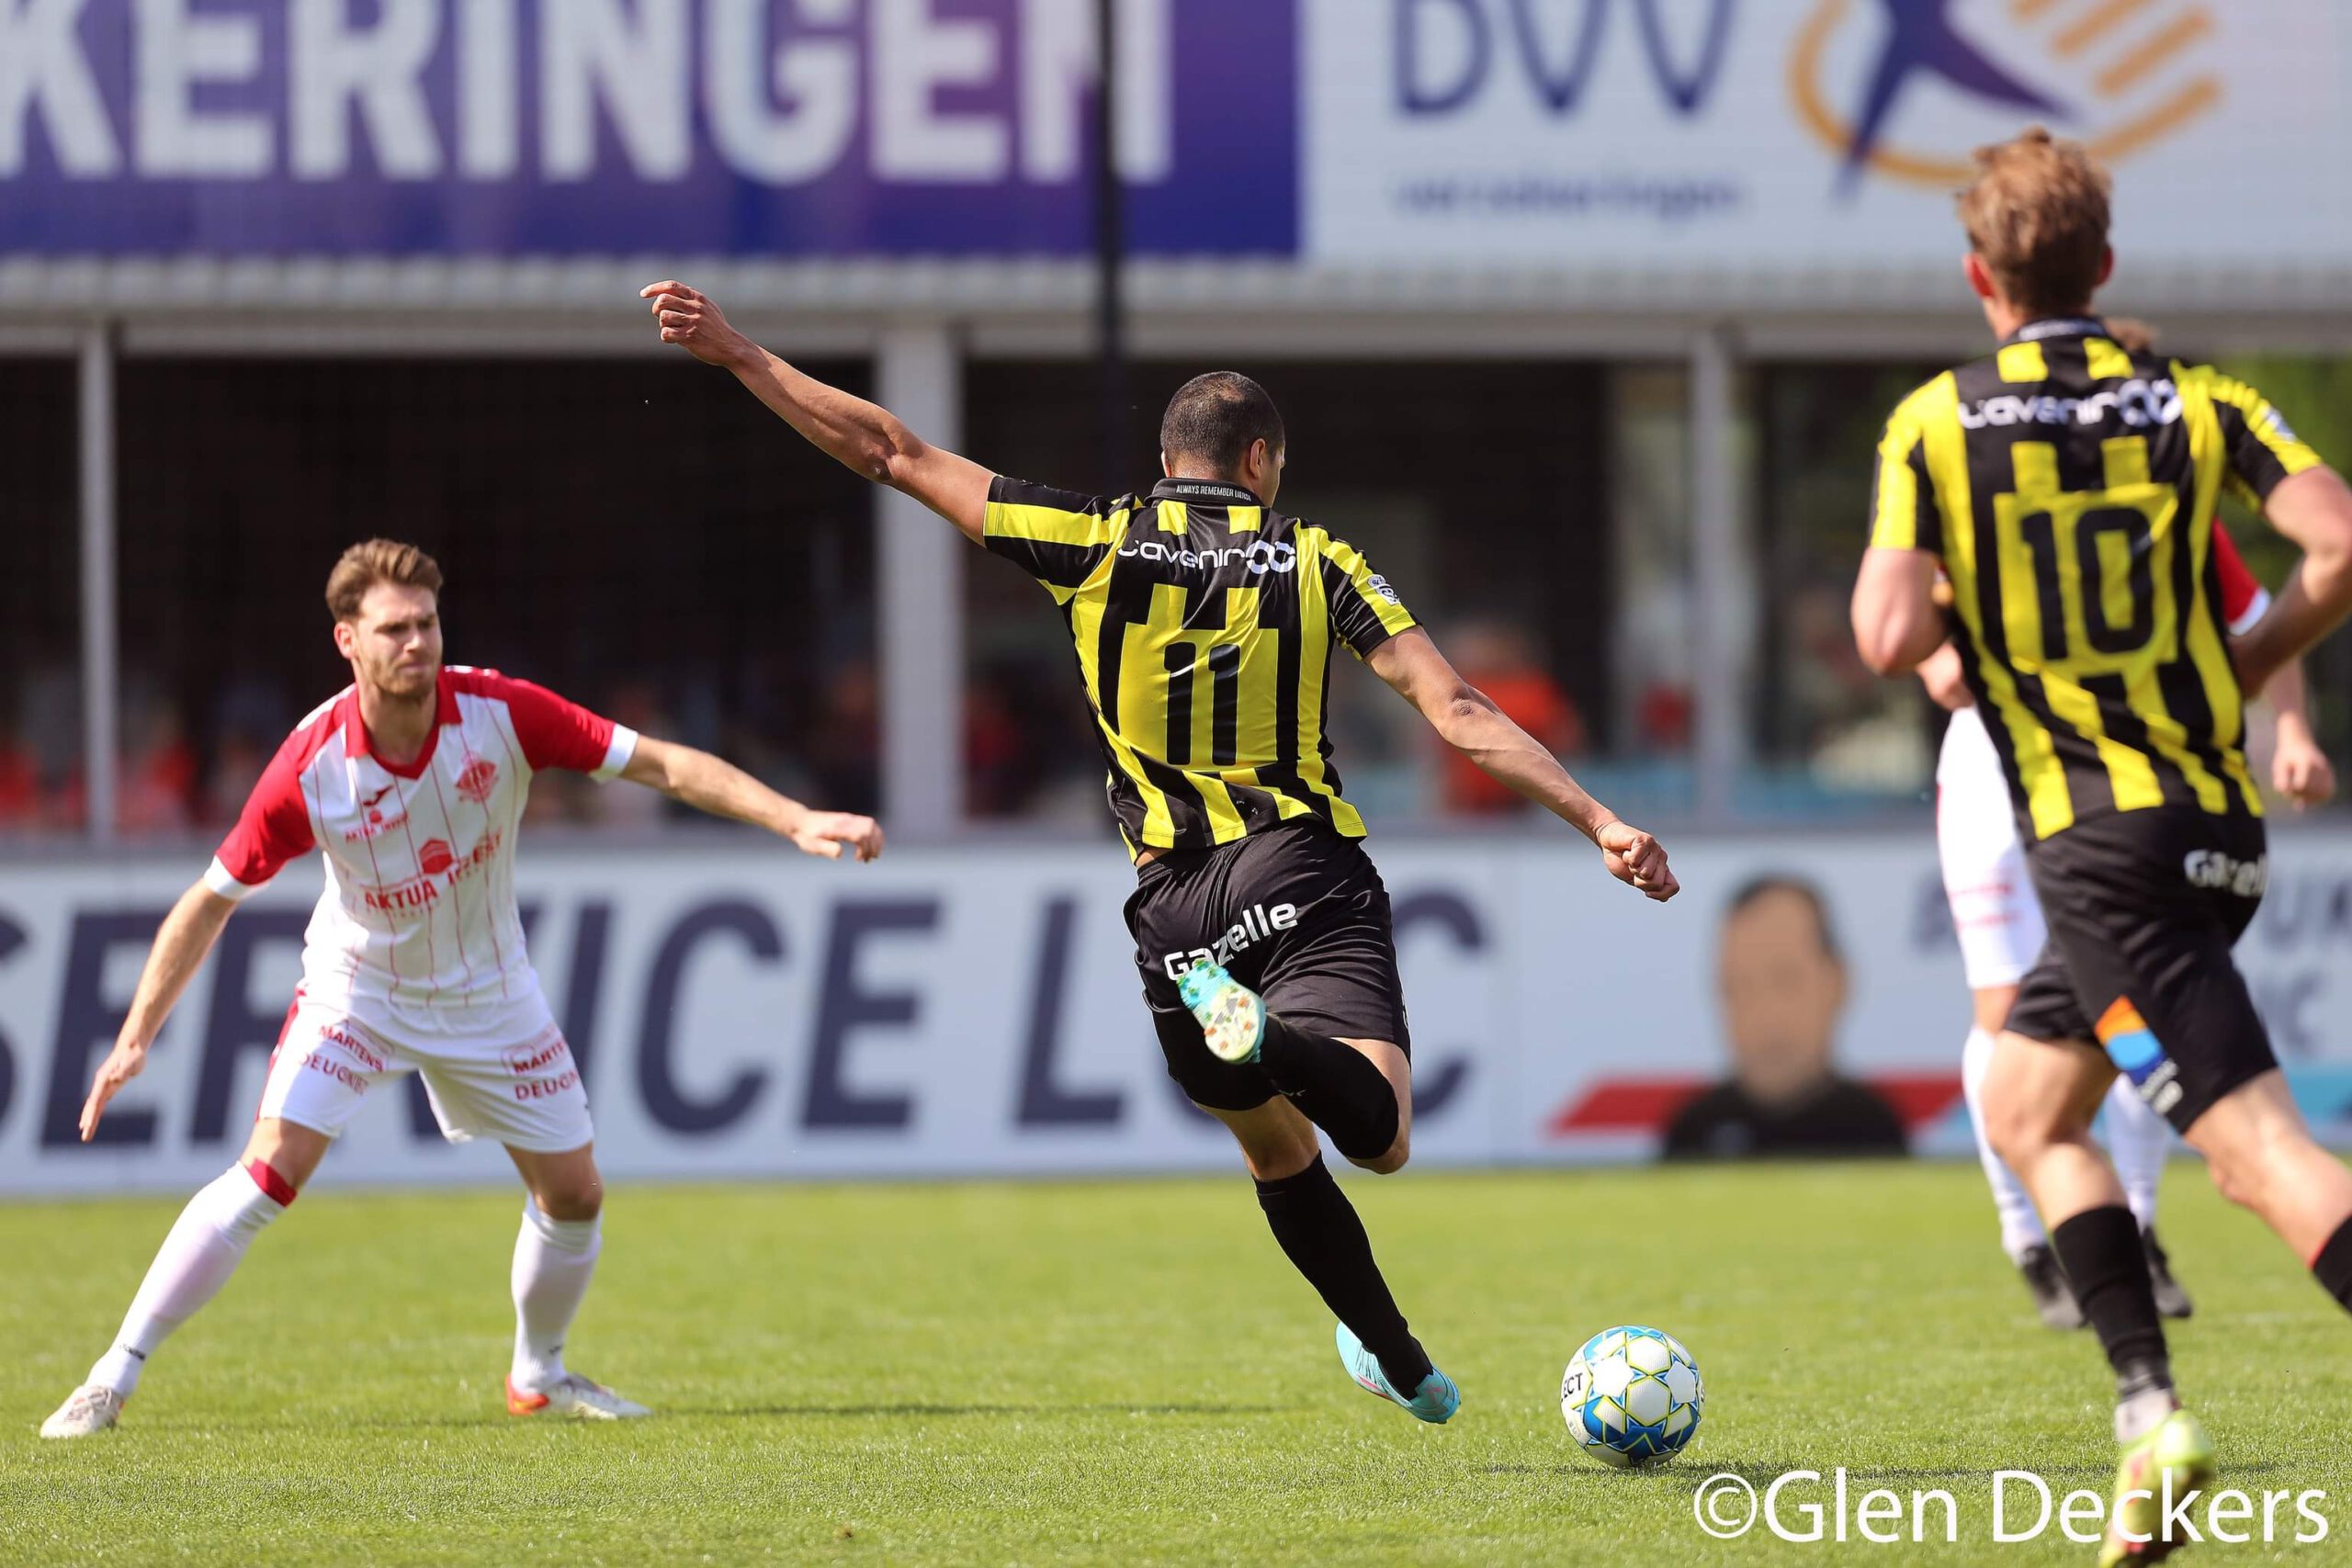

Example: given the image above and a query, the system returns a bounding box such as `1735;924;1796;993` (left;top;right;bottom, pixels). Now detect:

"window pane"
1753;362;1945;815
0;360;80;837
114;357;876;835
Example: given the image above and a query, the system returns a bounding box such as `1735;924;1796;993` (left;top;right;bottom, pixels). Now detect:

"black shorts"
1125;821;1410;1112
2007;807;2272;1134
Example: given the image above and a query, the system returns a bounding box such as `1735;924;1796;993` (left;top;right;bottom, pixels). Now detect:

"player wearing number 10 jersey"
1851;130;2352;1565
644;276;1678;1427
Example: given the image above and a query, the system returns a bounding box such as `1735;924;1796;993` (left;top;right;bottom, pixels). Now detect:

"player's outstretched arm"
2236;466;2352;696
80;882;238;1141
1367;629;1677;903
620;735;882;862
1850;547;1948;676
639;280;994;542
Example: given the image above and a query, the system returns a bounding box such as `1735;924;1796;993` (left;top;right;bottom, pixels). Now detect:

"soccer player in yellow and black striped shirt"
644;277;1675;1427
1849;130;2352;1561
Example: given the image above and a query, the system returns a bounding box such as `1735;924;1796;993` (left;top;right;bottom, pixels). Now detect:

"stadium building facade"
6;0;2352;1189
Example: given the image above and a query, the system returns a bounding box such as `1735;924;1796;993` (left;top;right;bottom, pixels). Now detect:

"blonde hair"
325;539;443;622
1956;127;2112;318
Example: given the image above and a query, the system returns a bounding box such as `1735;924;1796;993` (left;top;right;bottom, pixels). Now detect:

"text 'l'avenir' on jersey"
203;667;639;1010
1869;315;2322;844
981;474;1418;859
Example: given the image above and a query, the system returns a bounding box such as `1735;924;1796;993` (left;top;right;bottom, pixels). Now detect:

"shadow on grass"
1479;1460;2290;1485
675;1401;1295;1419
98;1400;1295;1435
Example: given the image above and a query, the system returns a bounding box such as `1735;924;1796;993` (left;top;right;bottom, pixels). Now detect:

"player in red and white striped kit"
1922;518;2335;1328
41;540;881;1438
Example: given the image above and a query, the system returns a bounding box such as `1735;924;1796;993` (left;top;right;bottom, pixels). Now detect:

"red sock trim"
243;1158;299;1208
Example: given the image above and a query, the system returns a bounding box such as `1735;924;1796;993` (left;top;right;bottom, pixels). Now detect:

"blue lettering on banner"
1015;896;1123;1127
2252;972;2323;1059
191;909;309;1141
1397;0;1736;119
0;909;25;1132
1390;889;1479;1118
0;911;22;1132
404;1071;443;1140
804;900;938;1131
637;899;779;1134
0;0;1295;257
558;900;611;1085
42;910;165;1148
2251;871;2352;951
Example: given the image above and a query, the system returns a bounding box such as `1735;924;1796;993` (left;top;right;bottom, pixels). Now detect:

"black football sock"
2051;1205;2173;1432
1253;1014;1399;1164
2312;1214;2352;1311
1253;1156;1431;1393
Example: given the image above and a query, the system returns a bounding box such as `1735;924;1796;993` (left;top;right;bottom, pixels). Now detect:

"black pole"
1093;0;1129;494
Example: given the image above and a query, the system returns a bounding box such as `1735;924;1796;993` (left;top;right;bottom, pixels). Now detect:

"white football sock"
89;1162;292;1397
2102;1077;2170;1232
511;1200;601;1393
1962;1025;2047;1261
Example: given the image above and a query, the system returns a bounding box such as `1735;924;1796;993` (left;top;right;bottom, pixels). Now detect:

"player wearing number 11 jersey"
644;276;1678;1427
1851;130;2352;1565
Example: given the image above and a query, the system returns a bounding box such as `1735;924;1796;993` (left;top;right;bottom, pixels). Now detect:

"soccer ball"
1560;1325;1703;1468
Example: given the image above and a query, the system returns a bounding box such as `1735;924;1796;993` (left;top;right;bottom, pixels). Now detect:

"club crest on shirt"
456;756;500;804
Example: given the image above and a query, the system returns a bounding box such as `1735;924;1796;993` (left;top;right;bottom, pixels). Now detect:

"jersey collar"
1149;477;1262;507
2003;315;2109;346
342;672;459;780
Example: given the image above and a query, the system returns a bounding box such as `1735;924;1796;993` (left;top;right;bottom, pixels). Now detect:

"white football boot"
505;1373;650;1421
40;1384;126;1439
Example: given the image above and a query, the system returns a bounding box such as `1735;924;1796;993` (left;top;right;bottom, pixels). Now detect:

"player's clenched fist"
788;811;885;863
1597;820;1678;903
640;280;753;369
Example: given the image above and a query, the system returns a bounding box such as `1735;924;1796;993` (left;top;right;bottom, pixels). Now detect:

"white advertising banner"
1305;0;2352;277
3;829;2350;1195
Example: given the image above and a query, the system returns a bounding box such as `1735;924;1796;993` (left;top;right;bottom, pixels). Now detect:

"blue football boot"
1335;1322;1460;1425
1176;963;1265;1064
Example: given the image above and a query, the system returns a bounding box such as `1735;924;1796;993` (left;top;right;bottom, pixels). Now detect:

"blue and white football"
1560;1325;1704;1468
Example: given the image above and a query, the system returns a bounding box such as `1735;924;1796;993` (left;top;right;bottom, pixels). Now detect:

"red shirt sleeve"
205;735;319;899
489;674;633;777
2210;519;2272;635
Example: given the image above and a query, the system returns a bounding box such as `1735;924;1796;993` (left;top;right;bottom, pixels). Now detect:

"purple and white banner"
0;0;1295;255
1306;0;2352;274
4;830;2351;1194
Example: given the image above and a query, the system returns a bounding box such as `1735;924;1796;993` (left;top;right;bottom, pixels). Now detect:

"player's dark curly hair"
1160;372;1284;475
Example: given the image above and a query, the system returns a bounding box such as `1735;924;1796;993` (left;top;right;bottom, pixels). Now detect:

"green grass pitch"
3;1161;2346;1566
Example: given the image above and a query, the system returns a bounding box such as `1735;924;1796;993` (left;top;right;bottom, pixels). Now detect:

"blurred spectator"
0;721;38;830
1664;875;1908;1159
22;663;83;829
1440;620;1585;815
807;657;881;812
966;668;1030;818
202;727;272;827
582;680;675;829
116;684;197;836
